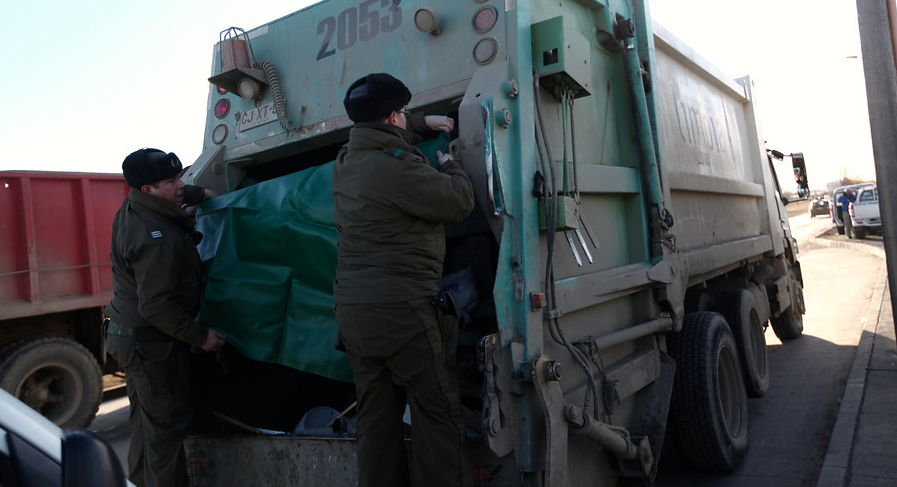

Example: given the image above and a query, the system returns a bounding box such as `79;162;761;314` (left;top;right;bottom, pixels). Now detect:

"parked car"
831;183;874;234
808;198;831;218
0;387;131;487
850;185;881;239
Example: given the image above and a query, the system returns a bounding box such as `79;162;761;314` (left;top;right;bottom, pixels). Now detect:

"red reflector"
214;99;231;119
530;292;546;310
473;6;498;34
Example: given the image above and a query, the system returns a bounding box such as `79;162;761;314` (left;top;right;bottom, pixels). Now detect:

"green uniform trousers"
106;334;192;487
336;296;472;487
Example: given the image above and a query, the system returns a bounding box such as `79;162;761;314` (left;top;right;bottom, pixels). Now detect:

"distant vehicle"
849;186;881;239
808;199;830;218
0;387;133;487
831;183;874;234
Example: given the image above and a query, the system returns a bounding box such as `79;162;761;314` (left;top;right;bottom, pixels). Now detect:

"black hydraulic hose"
254;60;295;132
569;92;579;193
534;122;563;347
533;73;601;418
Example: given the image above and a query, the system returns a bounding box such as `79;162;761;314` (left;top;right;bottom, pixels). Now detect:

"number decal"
316;0;402;61
359;0;379;41
337;9;358;50
381;0;401;33
316;17;337;60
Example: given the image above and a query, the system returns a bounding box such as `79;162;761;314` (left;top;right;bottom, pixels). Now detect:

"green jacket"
105;188;208;345
332;121;474;304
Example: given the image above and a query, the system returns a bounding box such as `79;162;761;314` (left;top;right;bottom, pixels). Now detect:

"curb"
811;233;888;487
808;234;886;260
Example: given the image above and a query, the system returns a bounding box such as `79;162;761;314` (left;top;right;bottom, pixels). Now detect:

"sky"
651;0;875;190
0;0;875;191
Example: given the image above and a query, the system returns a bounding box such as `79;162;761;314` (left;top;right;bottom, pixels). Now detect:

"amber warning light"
209;27;269;101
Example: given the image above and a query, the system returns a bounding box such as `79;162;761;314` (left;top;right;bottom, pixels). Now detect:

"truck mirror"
791;152;809;200
62;429;127;487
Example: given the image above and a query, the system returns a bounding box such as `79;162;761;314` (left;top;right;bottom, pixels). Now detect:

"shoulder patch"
150;230;163;239
383;147;420;163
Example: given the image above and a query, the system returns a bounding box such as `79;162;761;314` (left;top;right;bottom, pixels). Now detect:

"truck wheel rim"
718;346;744;436
14;361;83;426
749;310;767;378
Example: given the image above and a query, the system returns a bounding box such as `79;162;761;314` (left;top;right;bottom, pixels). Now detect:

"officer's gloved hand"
425;115;455;133
436;151;454;168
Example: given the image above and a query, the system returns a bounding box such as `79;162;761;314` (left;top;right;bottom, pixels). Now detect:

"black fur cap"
343;73;412;123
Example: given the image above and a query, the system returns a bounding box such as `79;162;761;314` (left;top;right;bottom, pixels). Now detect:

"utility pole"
856;0;897;330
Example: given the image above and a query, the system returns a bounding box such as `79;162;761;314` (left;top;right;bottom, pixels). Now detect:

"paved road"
90;393;129;468
790;210;838;246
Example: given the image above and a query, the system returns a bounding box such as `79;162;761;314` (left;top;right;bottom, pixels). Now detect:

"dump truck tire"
721;290;769;398
658;411;692;471
0;338;103;428
668;312;749;473
770;304;803;340
770;264;804;340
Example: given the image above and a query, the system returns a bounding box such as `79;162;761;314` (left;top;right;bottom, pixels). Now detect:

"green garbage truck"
181;0;810;485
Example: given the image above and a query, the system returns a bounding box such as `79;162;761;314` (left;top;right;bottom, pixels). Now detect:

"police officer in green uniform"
333;73;475;487
105;148;226;487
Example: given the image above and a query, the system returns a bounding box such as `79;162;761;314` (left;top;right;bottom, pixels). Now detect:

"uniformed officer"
332;73;475;487
105;148;226;487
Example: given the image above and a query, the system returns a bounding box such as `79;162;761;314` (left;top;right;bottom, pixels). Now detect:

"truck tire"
658;412;692;471
836;225;845;235
769;265;804;340
667;312;749;473
854;227;866;239
720;290;769;398
0;338;103;428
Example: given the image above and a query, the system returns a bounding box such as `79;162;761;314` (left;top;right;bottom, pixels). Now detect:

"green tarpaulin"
194;133;450;383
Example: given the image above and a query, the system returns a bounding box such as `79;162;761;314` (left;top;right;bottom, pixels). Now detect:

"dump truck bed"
0;171;128;321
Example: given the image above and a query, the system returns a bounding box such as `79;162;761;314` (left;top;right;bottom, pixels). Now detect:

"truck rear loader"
0;171;128;428
181;0;810;485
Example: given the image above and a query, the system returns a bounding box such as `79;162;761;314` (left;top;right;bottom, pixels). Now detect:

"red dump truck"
0;171;129;427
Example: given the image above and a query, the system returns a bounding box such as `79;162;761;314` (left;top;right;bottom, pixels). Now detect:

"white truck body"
850;185;881;239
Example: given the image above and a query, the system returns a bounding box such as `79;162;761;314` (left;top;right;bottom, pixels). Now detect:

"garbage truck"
181;0;810;485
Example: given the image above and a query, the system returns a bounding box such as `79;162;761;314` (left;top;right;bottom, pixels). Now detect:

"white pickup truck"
850;185;881;239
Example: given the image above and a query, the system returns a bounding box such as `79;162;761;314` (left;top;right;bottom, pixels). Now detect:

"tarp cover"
194;133;449;383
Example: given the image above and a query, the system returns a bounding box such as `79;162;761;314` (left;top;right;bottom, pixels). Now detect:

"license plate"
238;103;278;131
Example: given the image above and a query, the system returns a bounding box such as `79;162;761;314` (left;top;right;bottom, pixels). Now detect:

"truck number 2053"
317;0;402;61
